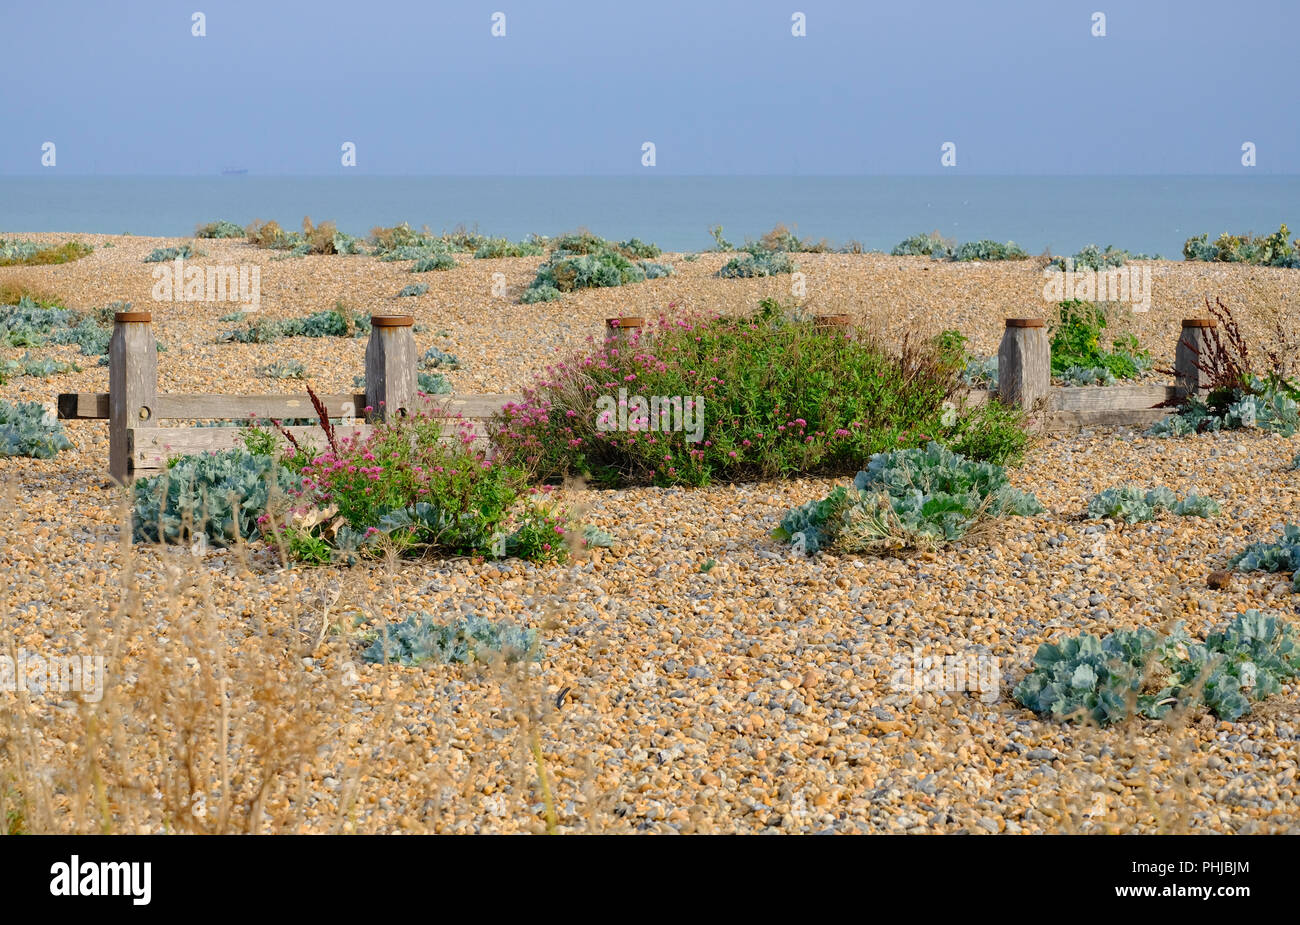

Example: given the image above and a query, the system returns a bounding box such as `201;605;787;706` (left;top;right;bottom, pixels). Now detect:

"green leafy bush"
0;353;80;379
1086;485;1220;523
1050;300;1151;382
1182;224;1299;267
397;283;428;297
473;236;546;258
1015;613;1300;725
0;401;73;458
1149;377;1300;438
951;240;1028;262
891;231;952;258
412;253;457;272
774;443;1041;555
144;244;196;263
617;238;662;259
717;250;795;278
417;371;451;394
257;359;307;379
131;449;298;546
420;346;460;369
196;221;245;239
492;302;1031;487
1230;525;1300;590
520;285;561;303
0;239;93;266
638;260;673;280
362;613;537;666
1045;244;1156;271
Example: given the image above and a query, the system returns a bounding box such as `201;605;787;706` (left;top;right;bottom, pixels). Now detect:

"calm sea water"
3;175;1297;258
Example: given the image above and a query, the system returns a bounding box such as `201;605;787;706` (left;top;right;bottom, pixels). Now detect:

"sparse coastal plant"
774;442;1043;555
195;220;245;239
951;239;1028;262
398;283;428;297
716;248;795;279
417;371;452;394
1229;525;1300;591
473;236;547;258
1085;485;1220;523
144;244;197;263
420;345;460;369
412;253;457;272
0;238;93;267
0;353;81;379
891;231;952;258
1183;224;1299;267
1046;244;1156;271
709;225;735;251
362;612;537;666
1015;612;1300;725
257;359;308;379
0;400;73;458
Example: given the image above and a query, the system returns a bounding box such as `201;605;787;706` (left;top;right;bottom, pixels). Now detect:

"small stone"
1207;570;1233;590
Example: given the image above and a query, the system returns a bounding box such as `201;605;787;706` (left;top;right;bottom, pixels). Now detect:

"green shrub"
617;238;662;259
419;346;460;369
257;359;307;379
144;244;196;263
951;240;1028;262
549;231;613;255
891;231;952;258
1014;612;1300;725
1149;377;1300;437
493;303;1031;487
1229;525;1300;589
412;253;456;272
398;283;428;297
520;285;561;303
1085;485;1220;523
473;236;546;258
774;443;1041;555
195;221;245;239
717;250;795;278
362;613;537;666
417;371;451;394
1183;224;1299;268
637;259;673;280
0;401;73;458
1050;300;1151;381
0;353;80;379
0;239;93;267
131;449;297;546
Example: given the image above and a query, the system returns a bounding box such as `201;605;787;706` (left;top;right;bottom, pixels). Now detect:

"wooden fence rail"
58;313;1212;483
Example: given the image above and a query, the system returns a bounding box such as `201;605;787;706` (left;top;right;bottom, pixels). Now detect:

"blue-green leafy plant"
1149;377;1300;438
1183;225;1299;268
637;259;673;280
1085;485;1219;523
1015;612;1300;725
0;352;80;379
257;359;307;379
717;249;795;279
412;253;456;272
581;525;616;548
891;231;952;258
195;221;245;239
951;240;1028;262
419;345;460;369
473;236;547;258
1045;244;1156;271
0;401;73;458
1229;525;1300;591
362;612;537;666
774;443;1042;555
131;449;299;547
397;283;428;297
144;244;197;263
417;371;451;394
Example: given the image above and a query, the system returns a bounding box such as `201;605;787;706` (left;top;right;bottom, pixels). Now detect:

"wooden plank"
1051;384;1174;412
60;391;521;421
109;317;157;483
1045;408;1171;432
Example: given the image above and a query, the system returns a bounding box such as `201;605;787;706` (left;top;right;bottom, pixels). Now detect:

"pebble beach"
3;232;1300;834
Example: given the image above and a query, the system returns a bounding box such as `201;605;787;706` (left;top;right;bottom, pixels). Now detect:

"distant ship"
221;167;248;175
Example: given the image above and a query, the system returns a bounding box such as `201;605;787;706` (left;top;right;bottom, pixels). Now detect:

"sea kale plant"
1015;612;1300;725
131;448;299;547
890;233;1027;262
144;244;197;263
773;442;1043;555
1183;224;1300;267
362;612;537;666
491;300;1031;487
1229;525;1300;591
0;400;73;458
1085;485;1221;523
196;220;246;239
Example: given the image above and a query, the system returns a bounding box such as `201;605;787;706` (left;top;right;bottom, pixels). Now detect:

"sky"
3;0;1298;175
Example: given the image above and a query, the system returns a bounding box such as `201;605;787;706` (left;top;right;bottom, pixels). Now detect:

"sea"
3;175;1298;258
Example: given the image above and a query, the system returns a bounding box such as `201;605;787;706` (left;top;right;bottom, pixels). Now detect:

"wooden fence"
57;312;1213;483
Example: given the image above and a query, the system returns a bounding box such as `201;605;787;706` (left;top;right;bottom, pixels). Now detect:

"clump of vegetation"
132;448;299;547
1149;296;1300;437
216;317;282;344
0;352;81;380
889;232;1027;262
1050;300;1151;382
244;217;353;255
195;221;246;239
520;285;561;303
617;237;663;259
1015;612;1300;725
219;305;371;343
257;359;307;379
1085;485;1220;523
755;224;829;253
709;225;735;251
637;259;673;280
420;345;460;369
398;283;428;297
1229;525;1300;591
492;300;1031;488
1046;244;1156;271
1183;224;1299;267
0;238;93;267
412;253;456;272
362;613;537;666
417;371;451;394
473;236;547;258
0;297;115;356
0;400;73;458
717;249;795;279
774;442;1042;555
523;248;646;299
144;244;197;263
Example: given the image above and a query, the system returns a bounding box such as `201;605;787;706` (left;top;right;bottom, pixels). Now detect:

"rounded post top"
114;310;152;323
1005;318;1045;328
606;317;644;329
371;314;414;327
1181;318;1217;328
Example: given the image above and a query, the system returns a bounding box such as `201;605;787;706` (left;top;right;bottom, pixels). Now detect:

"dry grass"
0;240;93;268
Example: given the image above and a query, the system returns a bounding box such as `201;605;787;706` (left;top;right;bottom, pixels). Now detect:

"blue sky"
3;0;1298;174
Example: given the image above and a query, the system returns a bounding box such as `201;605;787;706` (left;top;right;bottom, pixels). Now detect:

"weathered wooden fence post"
365;314;418;420
1175;318;1217;400
997;318;1050;410
109;310;158;484
605;316;643;347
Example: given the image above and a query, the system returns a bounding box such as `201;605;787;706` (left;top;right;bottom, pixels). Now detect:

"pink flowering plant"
491;298;1028;487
